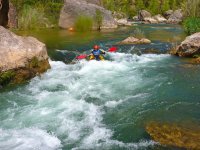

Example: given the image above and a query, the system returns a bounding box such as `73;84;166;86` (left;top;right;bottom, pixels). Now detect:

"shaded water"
1;24;200;150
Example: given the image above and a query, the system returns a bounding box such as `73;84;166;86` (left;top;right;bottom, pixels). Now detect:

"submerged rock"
0;26;50;87
59;0;117;30
117;36;151;45
174;32;200;57
146;122;200;149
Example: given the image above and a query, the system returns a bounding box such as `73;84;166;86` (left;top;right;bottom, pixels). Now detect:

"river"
0;24;200;150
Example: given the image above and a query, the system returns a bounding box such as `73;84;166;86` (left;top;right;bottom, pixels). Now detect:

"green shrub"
183;17;200;35
74;15;93;32
18;5;49;30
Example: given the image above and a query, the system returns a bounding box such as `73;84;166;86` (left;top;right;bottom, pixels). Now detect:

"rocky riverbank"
0;26;50;88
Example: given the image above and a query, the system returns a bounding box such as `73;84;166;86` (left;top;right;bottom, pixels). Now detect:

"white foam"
0;53;169;149
0;128;61;150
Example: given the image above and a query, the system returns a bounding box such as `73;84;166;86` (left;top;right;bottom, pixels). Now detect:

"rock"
167;9;183;24
85;0;101;5
146;122;200;149
175;32;200;57
117;36;151;45
115;18;132;26
0;26;50;87
132;15;139;21
59;0;117;30
113;11;126;19
8;2;18;28
164;10;173;19
138;10;152;21
153;14;167;23
144;17;158;24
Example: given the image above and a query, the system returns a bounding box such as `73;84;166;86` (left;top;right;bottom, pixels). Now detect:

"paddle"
76;47;118;60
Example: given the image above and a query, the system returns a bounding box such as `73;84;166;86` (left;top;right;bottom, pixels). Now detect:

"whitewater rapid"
0;53;171;150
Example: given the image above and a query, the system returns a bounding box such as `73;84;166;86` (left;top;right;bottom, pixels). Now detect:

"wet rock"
164;10;173;19
153;14;167;23
175;32;200;57
0;26;50;87
59;0;117;29
167;9;183;24
138;10;152;21
144;17;158;24
117;36;151;45
146;122;200;149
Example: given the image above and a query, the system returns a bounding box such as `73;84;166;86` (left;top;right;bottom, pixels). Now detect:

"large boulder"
0;26;50;87
59;0;117;29
167;9;183;24
175;32;200;57
117;36;151;45
138;10;152;21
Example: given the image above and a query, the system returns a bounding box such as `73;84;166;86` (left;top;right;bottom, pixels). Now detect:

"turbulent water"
1;24;200;150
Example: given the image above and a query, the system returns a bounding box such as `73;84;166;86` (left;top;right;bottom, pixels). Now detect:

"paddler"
89;45;105;61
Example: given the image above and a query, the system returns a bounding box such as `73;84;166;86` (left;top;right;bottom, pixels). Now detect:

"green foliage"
135;0;145;11
0;71;15;86
148;0;160;15
18;5;49;30
95;9;103;31
161;0;170;13
183;17;200;35
11;0;64;29
74;15;93;32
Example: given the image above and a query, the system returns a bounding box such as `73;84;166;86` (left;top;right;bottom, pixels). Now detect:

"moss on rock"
0;58;50;88
146;122;200;149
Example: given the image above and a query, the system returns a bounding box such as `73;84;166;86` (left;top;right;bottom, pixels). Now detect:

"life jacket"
92;49;101;56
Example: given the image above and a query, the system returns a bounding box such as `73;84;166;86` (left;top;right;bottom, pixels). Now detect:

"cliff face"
0;26;50;87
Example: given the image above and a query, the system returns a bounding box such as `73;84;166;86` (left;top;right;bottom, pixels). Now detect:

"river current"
0;24;200;150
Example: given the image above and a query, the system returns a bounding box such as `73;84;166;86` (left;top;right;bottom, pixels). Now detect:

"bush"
18;5;49;30
74;15;93;32
183;17;200;35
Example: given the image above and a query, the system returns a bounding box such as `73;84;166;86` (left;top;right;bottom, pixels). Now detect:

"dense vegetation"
102;0;185;17
11;0;64;29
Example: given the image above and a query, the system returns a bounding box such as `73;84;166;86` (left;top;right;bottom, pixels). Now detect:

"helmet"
93;45;100;50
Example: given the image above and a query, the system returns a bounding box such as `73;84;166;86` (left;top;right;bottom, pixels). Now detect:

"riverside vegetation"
9;0;200;34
